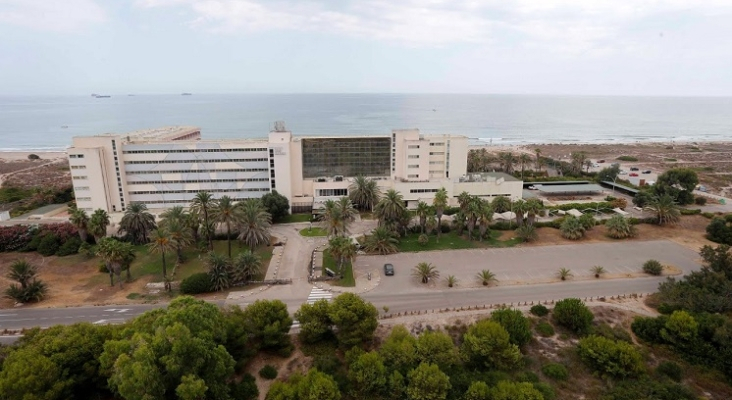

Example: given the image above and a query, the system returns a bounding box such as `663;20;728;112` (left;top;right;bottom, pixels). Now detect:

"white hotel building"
68;124;522;215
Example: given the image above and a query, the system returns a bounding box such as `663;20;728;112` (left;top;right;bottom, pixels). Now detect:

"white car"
619;171;628;175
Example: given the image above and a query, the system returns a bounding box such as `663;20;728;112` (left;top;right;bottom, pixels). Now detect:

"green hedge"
616;156;639;162
679;208;701;216
551;201;613;212
180;272;212;294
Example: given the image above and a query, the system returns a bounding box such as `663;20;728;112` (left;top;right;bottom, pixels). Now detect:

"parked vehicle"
619;171;628;175
629;173;639;177
630;167;639;171
642;170;652;174
384;263;395;276
597;160;606;163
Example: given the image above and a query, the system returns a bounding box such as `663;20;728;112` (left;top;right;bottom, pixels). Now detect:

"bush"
259;365;278;380
656;361;682;382
535;322;555;337
592;323;632;343
616;156;638;161
643;259;663;275
702;212;715;219
230;373;259;400
440;222;451;233
603;378;696;400
679;208;701;216
530;304;549;317
694;196;707;205
631;316;668;343
36;234;60;256
78;242;95;258
55;236;81;256
491;308;532;347
552;298;594;335
706;217;732;245
541;363;568;380
28;153;41;160
180;272;212;294
515;225;538;242
577;335;644;378
0;225;32;252
532;382;556;400
442;206;460;216
418;234;429;246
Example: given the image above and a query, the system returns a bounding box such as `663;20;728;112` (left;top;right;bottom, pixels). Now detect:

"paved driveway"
355;240;701;294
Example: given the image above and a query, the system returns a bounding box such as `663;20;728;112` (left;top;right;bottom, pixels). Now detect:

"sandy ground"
0;151;67;162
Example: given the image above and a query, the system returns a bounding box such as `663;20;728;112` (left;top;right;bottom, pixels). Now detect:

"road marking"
0;314;17;317
307;287;333;304
103;309;131;313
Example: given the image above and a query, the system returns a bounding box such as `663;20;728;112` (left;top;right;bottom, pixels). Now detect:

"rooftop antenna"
274;121;286;132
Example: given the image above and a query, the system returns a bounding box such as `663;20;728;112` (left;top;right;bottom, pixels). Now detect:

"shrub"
78;242;95;258
532;382;556;400
530;304;549;317
702;212;715;219
259;365;278;380
55;236;81;256
552;298;594;335
515;225;538;242
0;225;32;252
541;363;568;380
643;259;663;275
577;335;644;378
616;156;638;162
694;196;707;205
592;323;632;343
679;208;701;215
440;222;451;233
631;316;667;343
603;378;696;400
230;373;259;400
36;234;60;256
418;234;429;246
656;361;682;382
180;272;212;294
535;322;555;337
491;308;532;347
705;217;732;245
27;153;40;160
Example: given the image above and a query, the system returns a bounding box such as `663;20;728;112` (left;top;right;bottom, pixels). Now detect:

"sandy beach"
0;151;67;161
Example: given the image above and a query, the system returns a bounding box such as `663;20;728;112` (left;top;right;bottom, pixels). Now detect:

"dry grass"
3;159;71;190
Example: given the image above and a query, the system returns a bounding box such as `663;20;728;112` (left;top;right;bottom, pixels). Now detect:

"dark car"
642;170;652;174
630;167;639;171
384;263;395;276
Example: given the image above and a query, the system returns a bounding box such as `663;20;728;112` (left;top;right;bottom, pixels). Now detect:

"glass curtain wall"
302;137;391;178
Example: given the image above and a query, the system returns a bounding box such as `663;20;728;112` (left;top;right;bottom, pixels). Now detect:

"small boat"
181;93;192;96
95;95;111;98
61;125;68;129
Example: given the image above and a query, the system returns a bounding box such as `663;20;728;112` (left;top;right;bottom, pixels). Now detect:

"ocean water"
0;94;730;151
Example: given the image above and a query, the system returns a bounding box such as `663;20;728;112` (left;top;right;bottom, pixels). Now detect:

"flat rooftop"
537;183;605;194
92;126;200;141
458;172;519;183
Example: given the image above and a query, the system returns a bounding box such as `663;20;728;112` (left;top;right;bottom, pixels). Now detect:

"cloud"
0;0;106;32
135;0;732;53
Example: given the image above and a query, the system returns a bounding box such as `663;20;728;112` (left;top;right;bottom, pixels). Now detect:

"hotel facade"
68;123;522;215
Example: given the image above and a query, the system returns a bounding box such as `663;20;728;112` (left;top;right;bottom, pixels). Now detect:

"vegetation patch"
616;156;639;162
277;213;312;223
299;226;328;237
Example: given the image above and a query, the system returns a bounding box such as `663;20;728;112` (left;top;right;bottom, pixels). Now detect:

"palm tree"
491;196;511;214
591;266;606;278
163;218;193;264
238;199;272;251
69;208;90;242
374;189;406;227
534;148;542;172
147;228;175;291
465;197;481;240
328;235;356;276
605;215;637;239
96;238;132;288
518;153;532;179
319;199;340;237
512;199;528;227
336;197;357;236
446;275;457;288
160;205;186;222
232;250;262;285
5;259;47;302
477;201;493;241
477;269;497;286
524;198;544;226
118;202;157;245
206;252;231;291
453;211;467;236
570;152;587;175
584;159;593;173
535;157;547;175
648;194;681;225
213;196;242;258
412;262;439;284
89;209;110;243
162;206;198;244
432;187;448;241
7;260;35;289
457;191;472;213
415;201;430;234
557;268;573;281
498;152;517;174
364;226;399;255
560;215;585;240
515;224;538;242
190;191;217;251
426;213;437;235
349;176;381;212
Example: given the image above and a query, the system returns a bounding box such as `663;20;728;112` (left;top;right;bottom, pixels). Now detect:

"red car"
629;173;639;177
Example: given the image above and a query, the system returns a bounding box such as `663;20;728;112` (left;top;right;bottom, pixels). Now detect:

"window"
429;152;445;156
126;168;268;174
126;178;269;184
317;188;348;196
429;142;445;146
407;155;420;159
74;186;90;191
124;158;267;164
76;197;92;201
73;175;88;180
408;164;419;168
122;148;267;154
409;188;439;193
429;161;444;165
69;154;84;159
70;165;86;169
130;188;269;195
407;174;419;178
301;137;390;178
408;145;420;149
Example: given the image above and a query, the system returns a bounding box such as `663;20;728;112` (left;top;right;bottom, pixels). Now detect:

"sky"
1;0;732;96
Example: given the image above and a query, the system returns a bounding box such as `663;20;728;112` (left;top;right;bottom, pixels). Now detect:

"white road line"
306;286;333;304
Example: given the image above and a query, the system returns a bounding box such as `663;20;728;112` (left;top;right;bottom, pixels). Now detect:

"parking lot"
354;240;700;294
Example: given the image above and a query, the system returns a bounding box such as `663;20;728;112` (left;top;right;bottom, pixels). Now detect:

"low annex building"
67;123;523;215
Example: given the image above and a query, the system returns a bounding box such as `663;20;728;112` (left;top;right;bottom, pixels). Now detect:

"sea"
0;93;731;151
